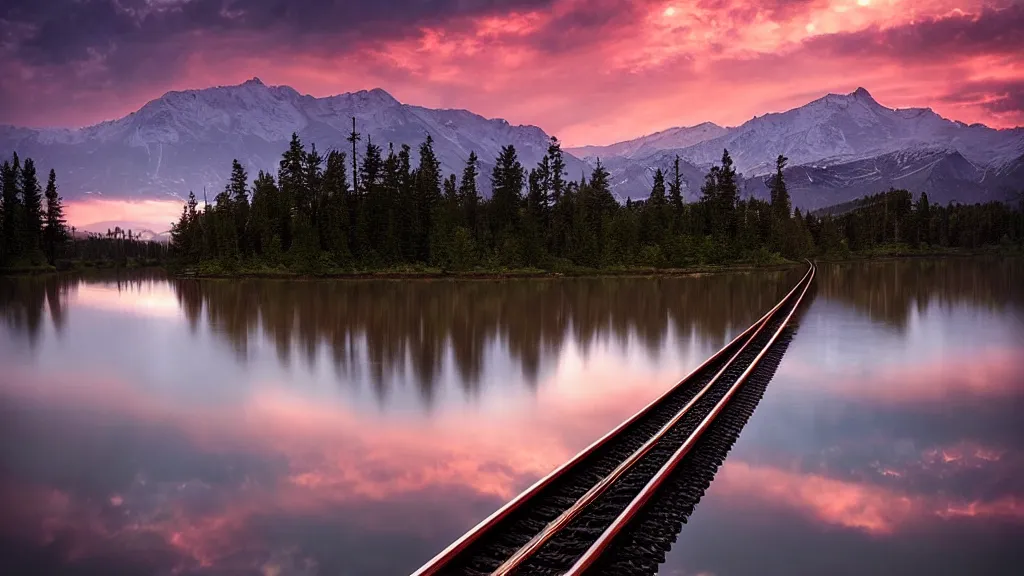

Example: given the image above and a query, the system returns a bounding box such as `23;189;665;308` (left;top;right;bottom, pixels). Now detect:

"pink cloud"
0;358;696;570
3;1;1022;147
715;460;1024;535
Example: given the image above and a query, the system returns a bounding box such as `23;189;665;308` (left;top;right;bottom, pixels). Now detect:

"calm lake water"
1;259;1021;576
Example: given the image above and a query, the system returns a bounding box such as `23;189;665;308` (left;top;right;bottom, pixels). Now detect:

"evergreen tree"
916;191;932;246
715;149;739;238
547;137;566;206
249;172;281;259
228;160;250;255
646;168;669;244
321;150;351;263
347;117;361;194
43;169;66;264
21;157;43;256
396;144;417;261
459;151;481;239
359;137;386;260
415;135;443;262
546;137;571;255
378;144;401;262
1;157;21;261
213;185;238;258
669;155;684;231
487;143;524;249
768;154;792;253
277;133;305;249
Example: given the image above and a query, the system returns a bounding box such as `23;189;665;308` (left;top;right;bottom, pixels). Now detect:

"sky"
1;0;1022;231
1;0;1022;149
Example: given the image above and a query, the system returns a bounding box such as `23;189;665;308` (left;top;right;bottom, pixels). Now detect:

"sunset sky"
1;0;1022;148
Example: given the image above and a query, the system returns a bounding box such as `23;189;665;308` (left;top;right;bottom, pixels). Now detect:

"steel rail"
565;261;816;576
411;263;813;576
488;264;815;576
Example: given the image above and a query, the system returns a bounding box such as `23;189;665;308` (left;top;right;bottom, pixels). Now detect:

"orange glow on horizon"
64;198;184;233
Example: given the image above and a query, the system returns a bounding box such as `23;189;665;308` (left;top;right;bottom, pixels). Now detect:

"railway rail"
413;262;816;576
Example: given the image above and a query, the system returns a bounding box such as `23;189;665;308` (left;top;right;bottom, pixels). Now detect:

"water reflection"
2;270;798;408
1;259;1022;576
659;258;1024;576
172;274;797;396
816;257;1024;330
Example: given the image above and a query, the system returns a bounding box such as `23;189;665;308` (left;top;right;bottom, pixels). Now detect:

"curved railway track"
413;262;816;576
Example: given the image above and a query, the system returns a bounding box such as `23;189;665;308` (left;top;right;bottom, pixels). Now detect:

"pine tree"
20;157;43;258
396;144;417;261
347;117;361;194
228;160;250;255
249;172;281;259
415;135;442;262
43;169;66;264
645;168;669;245
547;137;566;206
321;150;351;263
213;185;238;258
769;154;792;254
359;137;385;259
378;144;401;262
1;157;20;261
459;151;481;239
301;144;323;221
277;133;305;249
916;191;932;246
669;155;684;229
490;145;525;251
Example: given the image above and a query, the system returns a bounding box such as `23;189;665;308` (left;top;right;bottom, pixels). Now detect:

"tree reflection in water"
3;258;1020;407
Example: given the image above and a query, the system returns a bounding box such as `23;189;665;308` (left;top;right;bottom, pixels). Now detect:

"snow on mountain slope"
566;122;729;161
2;82;1021;210
585;87;1023;205
0;78;585;200
636;88;1024;178
739;147;1010;211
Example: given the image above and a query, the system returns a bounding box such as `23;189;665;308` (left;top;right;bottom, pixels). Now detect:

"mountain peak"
852;87;872;99
243;77;265;87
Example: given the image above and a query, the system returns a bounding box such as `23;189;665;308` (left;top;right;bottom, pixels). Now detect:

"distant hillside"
0;78;586;202
2;82;1021;209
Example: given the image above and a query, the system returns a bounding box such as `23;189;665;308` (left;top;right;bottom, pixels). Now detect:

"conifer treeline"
1;152;172;269
1;152;68;266
170;127;1024;271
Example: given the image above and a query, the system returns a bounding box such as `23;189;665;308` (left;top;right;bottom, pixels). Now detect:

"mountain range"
2;79;1022;211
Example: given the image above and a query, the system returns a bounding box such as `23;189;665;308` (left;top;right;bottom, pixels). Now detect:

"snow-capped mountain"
0;78;585;201
669;88;1022;175
567;122;728;161
584;87;1023;207
1;82;1021;209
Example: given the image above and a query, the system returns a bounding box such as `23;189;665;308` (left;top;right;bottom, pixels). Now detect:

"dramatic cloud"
0;0;1022;145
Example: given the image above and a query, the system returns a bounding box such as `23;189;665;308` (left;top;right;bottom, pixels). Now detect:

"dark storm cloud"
0;0;558;68
805;3;1024;61
941;79;1024;115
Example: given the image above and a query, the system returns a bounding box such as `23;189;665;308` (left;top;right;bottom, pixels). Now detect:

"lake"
1;259;1022;576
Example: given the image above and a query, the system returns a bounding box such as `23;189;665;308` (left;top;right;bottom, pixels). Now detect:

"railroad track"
413;262;816;576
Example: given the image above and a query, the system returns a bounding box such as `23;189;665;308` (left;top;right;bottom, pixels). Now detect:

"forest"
2;128;1022;275
164;125;1024;274
0;152;168;271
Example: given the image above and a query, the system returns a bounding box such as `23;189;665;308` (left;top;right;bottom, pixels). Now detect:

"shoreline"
2;248;1020;280
170;261;801;281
